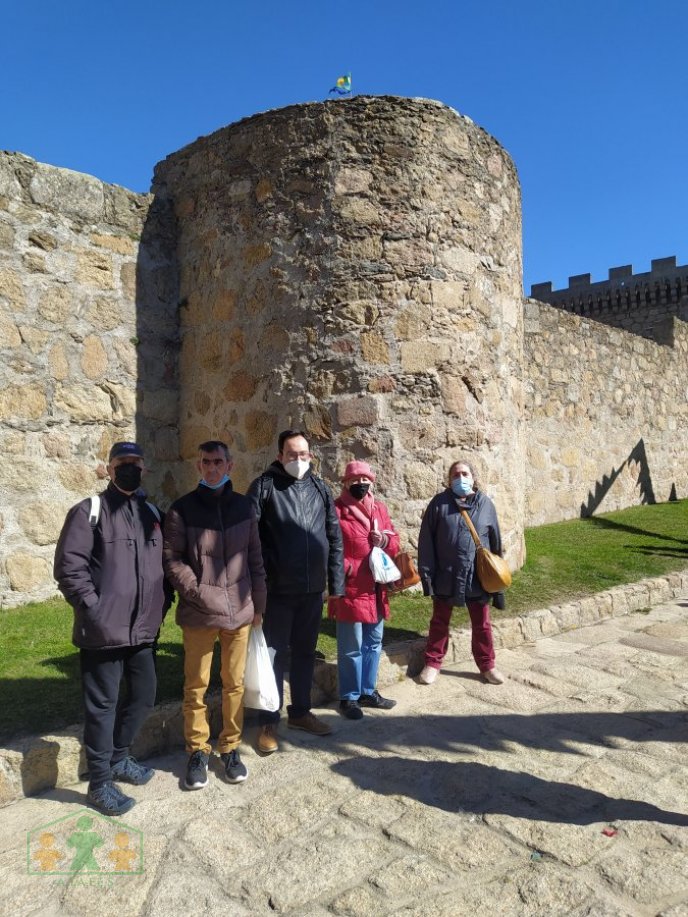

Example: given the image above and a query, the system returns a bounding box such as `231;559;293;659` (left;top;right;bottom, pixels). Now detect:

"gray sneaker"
87;781;135;816
221;749;248;784
184;750;209;790
111;756;154;785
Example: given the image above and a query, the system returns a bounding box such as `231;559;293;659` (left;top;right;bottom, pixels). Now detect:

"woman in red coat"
328;461;400;719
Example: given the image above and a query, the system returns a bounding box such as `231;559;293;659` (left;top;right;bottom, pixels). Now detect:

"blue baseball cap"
108;441;144;462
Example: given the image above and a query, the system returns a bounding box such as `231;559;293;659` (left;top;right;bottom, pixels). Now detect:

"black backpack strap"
259;474;274;510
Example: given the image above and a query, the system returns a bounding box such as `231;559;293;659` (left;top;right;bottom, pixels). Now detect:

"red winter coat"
328;491;400;624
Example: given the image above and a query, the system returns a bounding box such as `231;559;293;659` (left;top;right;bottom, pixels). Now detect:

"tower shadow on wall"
134;190;180;509
580;438;656;518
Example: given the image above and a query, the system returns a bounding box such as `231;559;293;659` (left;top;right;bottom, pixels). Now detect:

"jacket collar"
195;480;234;505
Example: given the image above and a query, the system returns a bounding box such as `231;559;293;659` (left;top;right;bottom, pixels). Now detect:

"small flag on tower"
329;73;352;95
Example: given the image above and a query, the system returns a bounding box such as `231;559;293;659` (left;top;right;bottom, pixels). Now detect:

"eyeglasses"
201;459;226;467
284;451;310;461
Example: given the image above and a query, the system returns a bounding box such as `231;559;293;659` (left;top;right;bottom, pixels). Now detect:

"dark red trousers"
424;597;495;673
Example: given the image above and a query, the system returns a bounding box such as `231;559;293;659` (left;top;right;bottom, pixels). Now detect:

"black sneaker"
220;749;248;784
184;750;209;790
339;700;364;720
87;781;135;816
358;690;397;710
111;755;154;785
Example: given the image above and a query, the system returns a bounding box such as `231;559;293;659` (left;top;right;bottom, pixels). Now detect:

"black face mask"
349;482;370;501
114;463;143;492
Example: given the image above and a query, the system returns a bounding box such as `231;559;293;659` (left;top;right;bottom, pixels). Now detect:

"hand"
252;613;263;628
369;530;386;548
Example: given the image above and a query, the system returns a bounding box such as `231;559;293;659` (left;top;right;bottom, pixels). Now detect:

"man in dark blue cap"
55;441;172;816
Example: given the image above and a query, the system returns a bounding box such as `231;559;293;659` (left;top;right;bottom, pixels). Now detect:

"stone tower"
153;96;525;563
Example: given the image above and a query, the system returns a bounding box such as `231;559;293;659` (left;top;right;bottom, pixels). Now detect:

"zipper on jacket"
218;503;233;623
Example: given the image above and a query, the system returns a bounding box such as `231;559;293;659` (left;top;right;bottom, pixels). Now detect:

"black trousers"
80;644;157;787
259;592;323;725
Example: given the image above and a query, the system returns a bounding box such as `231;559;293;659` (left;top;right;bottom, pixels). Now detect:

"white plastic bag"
243;626;280;712
369;546;402;584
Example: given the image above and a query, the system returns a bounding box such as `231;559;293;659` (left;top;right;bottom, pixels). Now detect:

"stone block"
42;432;71;459
0;384;47;420
5;552;51;591
58;463;99;493
19;501;68;545
244;410;275;449
0;312;21;347
54;384;113;422
120;261;136;298
85;296;122;330
491;615;525;648
334;167;372;195
80;335;108;379
223;371;258;402
337;396;379;428
403;461;439;500
75;249;114;289
38;285;72;324
400;340;450;372
0;221;15;249
29;162;105;222
211;288;237;322
17;326;49;355
90;232;136;255
360;331;389;364
28;230;57;251
0;267;25;310
0;155;22;198
303;404;333;441
336;197;379;224
102;381;136;421
48;343;70;381
241;242;271;269
437;245;479;274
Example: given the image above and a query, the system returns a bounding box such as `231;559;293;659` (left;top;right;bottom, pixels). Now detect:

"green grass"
1;500;686;741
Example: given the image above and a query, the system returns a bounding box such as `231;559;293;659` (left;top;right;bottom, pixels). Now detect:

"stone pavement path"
2;597;688;917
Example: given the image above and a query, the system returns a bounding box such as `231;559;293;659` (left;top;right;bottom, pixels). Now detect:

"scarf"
338;486;375;530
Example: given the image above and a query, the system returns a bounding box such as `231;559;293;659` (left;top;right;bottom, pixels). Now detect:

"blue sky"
3;0;686;291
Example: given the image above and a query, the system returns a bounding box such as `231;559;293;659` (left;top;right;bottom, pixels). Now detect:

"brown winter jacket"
163;482;267;630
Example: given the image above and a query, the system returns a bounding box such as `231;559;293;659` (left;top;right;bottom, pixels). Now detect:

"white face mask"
284;459;310;480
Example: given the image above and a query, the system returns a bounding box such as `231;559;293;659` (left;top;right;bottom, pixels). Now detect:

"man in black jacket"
247;430;345;754
54;441;171;816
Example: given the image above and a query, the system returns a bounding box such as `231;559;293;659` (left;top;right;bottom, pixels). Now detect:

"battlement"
530;257;688;344
531;256;688;310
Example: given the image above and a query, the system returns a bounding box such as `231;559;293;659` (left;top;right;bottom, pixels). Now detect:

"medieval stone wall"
0;153;178;605
152;96;526;563
1;97;686;609
523;297;688;526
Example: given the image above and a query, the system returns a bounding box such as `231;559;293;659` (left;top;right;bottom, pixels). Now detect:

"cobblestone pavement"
2;596;688;916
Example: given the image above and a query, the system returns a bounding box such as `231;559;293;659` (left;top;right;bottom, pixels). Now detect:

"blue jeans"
337;617;384;700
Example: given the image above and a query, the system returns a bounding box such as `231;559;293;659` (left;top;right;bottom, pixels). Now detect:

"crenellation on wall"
530;257;688;344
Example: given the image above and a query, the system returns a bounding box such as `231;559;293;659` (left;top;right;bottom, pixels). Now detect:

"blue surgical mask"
200;474;230;490
451;476;474;497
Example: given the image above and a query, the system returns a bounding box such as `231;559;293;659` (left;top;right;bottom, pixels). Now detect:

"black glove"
492;592;506;611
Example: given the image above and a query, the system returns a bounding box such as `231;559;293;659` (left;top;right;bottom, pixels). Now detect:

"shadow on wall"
134;191;180;509
580;438;664;517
